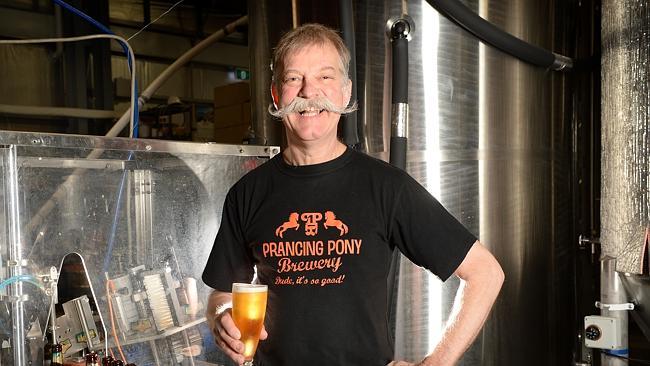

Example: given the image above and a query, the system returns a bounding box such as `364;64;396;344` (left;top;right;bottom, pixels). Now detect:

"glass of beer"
232;283;268;366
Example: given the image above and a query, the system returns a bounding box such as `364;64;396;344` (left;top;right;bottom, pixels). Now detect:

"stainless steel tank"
354;0;572;364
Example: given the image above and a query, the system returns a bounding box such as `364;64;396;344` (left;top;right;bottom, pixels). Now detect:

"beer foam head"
232;283;268;293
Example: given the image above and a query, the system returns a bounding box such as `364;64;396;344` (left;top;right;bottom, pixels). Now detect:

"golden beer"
232;283;268;364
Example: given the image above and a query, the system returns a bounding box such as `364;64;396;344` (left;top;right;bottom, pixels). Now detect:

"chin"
294;131;326;142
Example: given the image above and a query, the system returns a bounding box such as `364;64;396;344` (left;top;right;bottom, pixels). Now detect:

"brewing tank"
354;0;572;364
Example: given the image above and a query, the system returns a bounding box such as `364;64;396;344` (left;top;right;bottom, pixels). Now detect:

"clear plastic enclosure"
0;131;276;366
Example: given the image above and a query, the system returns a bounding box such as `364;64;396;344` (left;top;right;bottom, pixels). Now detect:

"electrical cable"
106;280;128;363
102;153;132;274
52;0;139;136
601;350;650;364
0;34;137;137
52;0;131;66
127;0;185;41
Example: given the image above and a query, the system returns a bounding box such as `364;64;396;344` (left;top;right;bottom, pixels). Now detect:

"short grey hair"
271;23;351;87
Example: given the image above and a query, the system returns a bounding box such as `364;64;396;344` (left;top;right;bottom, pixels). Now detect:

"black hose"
389;136;408;171
339;0;360;147
388;17;411;170
391;37;409;104
426;0;572;70
386;16;412;336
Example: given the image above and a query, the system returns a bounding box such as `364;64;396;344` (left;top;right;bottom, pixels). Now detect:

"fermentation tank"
251;0;574;364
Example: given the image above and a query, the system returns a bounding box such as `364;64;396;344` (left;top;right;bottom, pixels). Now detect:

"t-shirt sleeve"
202;188;255;292
388;175;477;281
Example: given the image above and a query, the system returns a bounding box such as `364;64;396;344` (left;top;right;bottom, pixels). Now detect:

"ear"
270;83;280;110
342;78;352;107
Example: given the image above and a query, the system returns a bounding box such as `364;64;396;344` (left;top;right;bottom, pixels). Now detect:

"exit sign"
236;68;250;80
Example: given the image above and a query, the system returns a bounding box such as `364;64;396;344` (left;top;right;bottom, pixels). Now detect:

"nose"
298;76;321;99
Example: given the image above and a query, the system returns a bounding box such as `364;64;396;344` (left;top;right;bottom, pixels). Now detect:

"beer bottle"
85;352;100;366
51;344;63;366
113;360;125;366
101;355;114;366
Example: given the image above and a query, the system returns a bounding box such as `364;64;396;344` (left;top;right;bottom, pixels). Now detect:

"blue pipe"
102;151;134;274
52;0;132;68
53;0;140;136
0;275;44;291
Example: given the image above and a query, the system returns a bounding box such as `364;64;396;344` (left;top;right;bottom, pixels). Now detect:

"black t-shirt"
202;148;476;366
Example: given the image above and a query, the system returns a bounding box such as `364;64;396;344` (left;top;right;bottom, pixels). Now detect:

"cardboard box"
214;101;252;128
243;101;251;123
214;123;249;144
214;104;244;128
214;82;250;108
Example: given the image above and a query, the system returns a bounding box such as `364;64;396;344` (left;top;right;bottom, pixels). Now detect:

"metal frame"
0;130;279;158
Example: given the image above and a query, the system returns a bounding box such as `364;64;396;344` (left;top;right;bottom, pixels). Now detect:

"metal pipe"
600;257;628;365
339;0;360;147
5;145;26;365
291;0;299;29
601;0;650;274
105;15;248;138
425;0;573;71
248;0;280;146
73;298;95;349
50;294;57;350
0;104;117;119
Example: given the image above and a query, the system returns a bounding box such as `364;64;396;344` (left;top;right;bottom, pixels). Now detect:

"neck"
282;139;347;166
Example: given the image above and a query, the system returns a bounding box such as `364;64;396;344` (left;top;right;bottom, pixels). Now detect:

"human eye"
283;74;302;85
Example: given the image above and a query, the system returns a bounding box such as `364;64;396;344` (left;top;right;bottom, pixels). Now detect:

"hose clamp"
595;301;634;311
391;103;409;138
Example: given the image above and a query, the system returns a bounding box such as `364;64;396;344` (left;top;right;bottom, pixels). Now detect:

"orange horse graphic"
275;212;300;238
324;211;348;236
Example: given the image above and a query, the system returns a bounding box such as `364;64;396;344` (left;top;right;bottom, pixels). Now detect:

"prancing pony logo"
275;211;349;238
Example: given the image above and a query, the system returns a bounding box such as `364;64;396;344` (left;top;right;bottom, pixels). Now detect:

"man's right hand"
212;308;247;364
207;290;269;365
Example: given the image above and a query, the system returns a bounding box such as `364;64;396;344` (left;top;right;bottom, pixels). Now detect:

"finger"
260;325;268;340
217;312;246;354
212;326;245;364
215;335;245;365
218;328;245;356
220;311;241;339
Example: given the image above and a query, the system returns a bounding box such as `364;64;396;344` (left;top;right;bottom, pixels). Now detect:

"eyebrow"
284;66;338;74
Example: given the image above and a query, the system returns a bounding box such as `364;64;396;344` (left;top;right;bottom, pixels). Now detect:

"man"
202;23;504;366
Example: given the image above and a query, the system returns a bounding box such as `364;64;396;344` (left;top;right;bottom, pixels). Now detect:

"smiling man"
202;23;504;366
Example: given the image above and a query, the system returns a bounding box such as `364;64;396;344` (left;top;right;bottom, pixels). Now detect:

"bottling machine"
0;131;276;365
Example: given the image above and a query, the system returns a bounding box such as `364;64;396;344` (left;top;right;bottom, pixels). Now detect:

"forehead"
283;42;343;73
